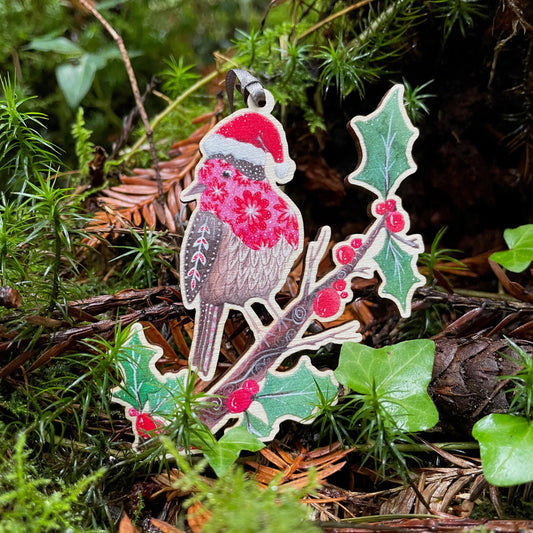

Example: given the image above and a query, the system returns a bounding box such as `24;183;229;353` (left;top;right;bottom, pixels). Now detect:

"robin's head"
200;110;295;184
198;158;243;185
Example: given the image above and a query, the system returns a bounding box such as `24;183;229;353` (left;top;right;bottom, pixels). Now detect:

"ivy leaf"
241;356;338;440
490;224;533;273
25;35;83;55
203;427;265;477
335;340;438;432
55;49;127;109
374;232;425;317
347;84;418;198
56;54;100;109
473;414;533;487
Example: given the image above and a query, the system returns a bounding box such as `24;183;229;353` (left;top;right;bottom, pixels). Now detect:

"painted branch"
200;218;387;431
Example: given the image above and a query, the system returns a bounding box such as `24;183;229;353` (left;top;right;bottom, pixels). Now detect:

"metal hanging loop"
225;69;266;112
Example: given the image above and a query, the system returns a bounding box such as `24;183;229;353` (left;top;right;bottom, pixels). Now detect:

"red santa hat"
201;111;293;181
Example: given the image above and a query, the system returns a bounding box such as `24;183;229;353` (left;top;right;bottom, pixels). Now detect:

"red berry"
385;199;396;212
227;389;253;413
350;238;362;249
340;291;349;299
313;288;341;318
386;211;405;233
136;413;162;438
376;202;387;215
336;245;355;265
333;279;347;292
242;379;260;395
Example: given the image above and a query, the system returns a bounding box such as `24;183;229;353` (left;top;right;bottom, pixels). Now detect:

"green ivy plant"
335;340;438;434
331;340;438;478
473;338;533;486
490;224;533;273
25;34;126;110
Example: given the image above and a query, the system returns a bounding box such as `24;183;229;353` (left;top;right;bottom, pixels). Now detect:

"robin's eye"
222;169;232;179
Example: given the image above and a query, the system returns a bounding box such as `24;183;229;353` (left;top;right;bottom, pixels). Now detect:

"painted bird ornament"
180;92;304;381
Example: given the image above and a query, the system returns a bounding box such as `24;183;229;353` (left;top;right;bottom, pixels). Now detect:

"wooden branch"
285;320;361;352
67;286;182;316
0;297;186;379
76;0;164;201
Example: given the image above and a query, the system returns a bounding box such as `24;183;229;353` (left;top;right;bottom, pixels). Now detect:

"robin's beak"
181;181;206;201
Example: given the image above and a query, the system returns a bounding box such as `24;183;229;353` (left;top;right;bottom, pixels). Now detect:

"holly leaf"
203;427;265;477
111;322;187;416
490;224;533;273
111;323;166;411
373;232;425;317
145;372;189;418
240;356;338;440
347;84;418;198
473;414;533;486
335;340;438;433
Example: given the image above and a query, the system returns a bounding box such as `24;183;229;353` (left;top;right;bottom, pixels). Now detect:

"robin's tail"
190;301;225;381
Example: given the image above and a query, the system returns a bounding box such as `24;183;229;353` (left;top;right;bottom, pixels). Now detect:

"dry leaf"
85;101;222;246
118;513;141;533
187;501;211;533
150;517;186;533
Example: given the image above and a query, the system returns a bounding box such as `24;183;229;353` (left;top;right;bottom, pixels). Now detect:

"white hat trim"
203;134;272;167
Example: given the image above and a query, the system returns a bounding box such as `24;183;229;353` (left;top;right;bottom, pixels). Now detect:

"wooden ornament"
111;81;426;449
180;90;304;381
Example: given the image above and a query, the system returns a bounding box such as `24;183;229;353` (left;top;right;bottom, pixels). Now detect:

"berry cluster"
311;237;364;319
375;199;405;233
335;237;363;265
226;379;260;413
313;277;351;319
129;408;165;439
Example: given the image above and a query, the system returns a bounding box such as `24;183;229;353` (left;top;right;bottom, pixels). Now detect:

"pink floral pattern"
195;158;300;250
233;189;271;233
274;200;299;247
206;177;228;204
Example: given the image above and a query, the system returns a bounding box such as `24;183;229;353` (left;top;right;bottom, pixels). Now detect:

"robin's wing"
181;210;223;305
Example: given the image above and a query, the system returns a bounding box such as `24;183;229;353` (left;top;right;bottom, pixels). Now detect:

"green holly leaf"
146;373;189;418
473;414;533;487
347;84;418;198
242;411;274;439
111;323;166;411
203;427;265;477
111;323;188;418
490;224;533;273
374;232;425;317
241;356;338;440
335;340;437;432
